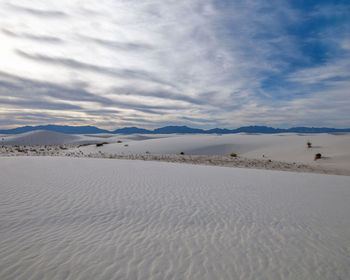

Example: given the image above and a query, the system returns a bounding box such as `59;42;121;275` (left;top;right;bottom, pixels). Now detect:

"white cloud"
0;0;349;129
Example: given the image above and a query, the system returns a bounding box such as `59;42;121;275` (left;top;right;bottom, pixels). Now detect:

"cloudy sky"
0;0;349;129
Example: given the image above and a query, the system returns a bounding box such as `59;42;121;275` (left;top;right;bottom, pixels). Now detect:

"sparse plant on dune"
78;143;92;148
314;153;322;160
230;152;237;157
307;141;312;148
124;144;129;147
96;142;108;147
180;152;185;155
117;140;122;143
15;147;24;153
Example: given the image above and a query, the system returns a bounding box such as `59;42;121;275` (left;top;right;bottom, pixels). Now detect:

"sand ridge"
1;145;349;176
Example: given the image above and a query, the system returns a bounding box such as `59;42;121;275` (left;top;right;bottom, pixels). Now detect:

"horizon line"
2;124;350;132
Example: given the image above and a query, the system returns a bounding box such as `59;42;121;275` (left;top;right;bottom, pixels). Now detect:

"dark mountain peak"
153;126;204;134
113;127;151;134
233;126;284;133
205;128;232;134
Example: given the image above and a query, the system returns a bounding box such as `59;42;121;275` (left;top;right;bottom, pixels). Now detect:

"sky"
0;0;349;129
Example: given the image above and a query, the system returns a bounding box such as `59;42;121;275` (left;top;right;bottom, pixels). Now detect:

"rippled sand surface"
1;157;349;280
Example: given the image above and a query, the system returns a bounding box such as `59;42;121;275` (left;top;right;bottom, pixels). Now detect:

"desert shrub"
314;153;322;160
117;140;122;143
180;152;185;155
96;142;108;147
230;152;237;157
124;144;128;147
78;143;92;147
307;141;312;148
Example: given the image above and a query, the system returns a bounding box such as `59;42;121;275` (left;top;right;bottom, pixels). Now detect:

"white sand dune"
0;130;113;146
0;157;349;280
1;131;350;173
0;130;79;146
81;133;350;172
0;130;175;147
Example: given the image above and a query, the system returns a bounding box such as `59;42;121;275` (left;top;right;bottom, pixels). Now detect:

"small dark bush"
78;143;92;147
307;141;312;148
180;152;185;155
124;144;128;147
96;142;108;147
117;140;122;143
230;152;237;157
314;153;322;160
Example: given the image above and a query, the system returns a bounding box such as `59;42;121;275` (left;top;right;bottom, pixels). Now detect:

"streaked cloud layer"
0;0;349;129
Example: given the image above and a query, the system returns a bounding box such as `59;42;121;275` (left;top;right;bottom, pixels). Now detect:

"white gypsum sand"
0;157;349;280
0;130;113;146
78;132;350;174
0;131;174;147
2;131;350;175
79;132;350;159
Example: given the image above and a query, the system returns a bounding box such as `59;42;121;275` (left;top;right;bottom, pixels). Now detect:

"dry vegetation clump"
96;142;108;147
78;143;92;148
117;140;122;143
124;144;129;147
230;152;237;157
180;152;185;155
314;153;322;160
307;141;312;148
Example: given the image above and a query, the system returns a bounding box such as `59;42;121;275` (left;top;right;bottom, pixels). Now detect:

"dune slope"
0;157;349;279
0;130;115;146
81;133;350;172
0;130;80;146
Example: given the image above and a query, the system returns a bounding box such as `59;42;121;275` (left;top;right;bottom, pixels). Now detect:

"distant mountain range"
0;125;109;135
1;125;350;135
